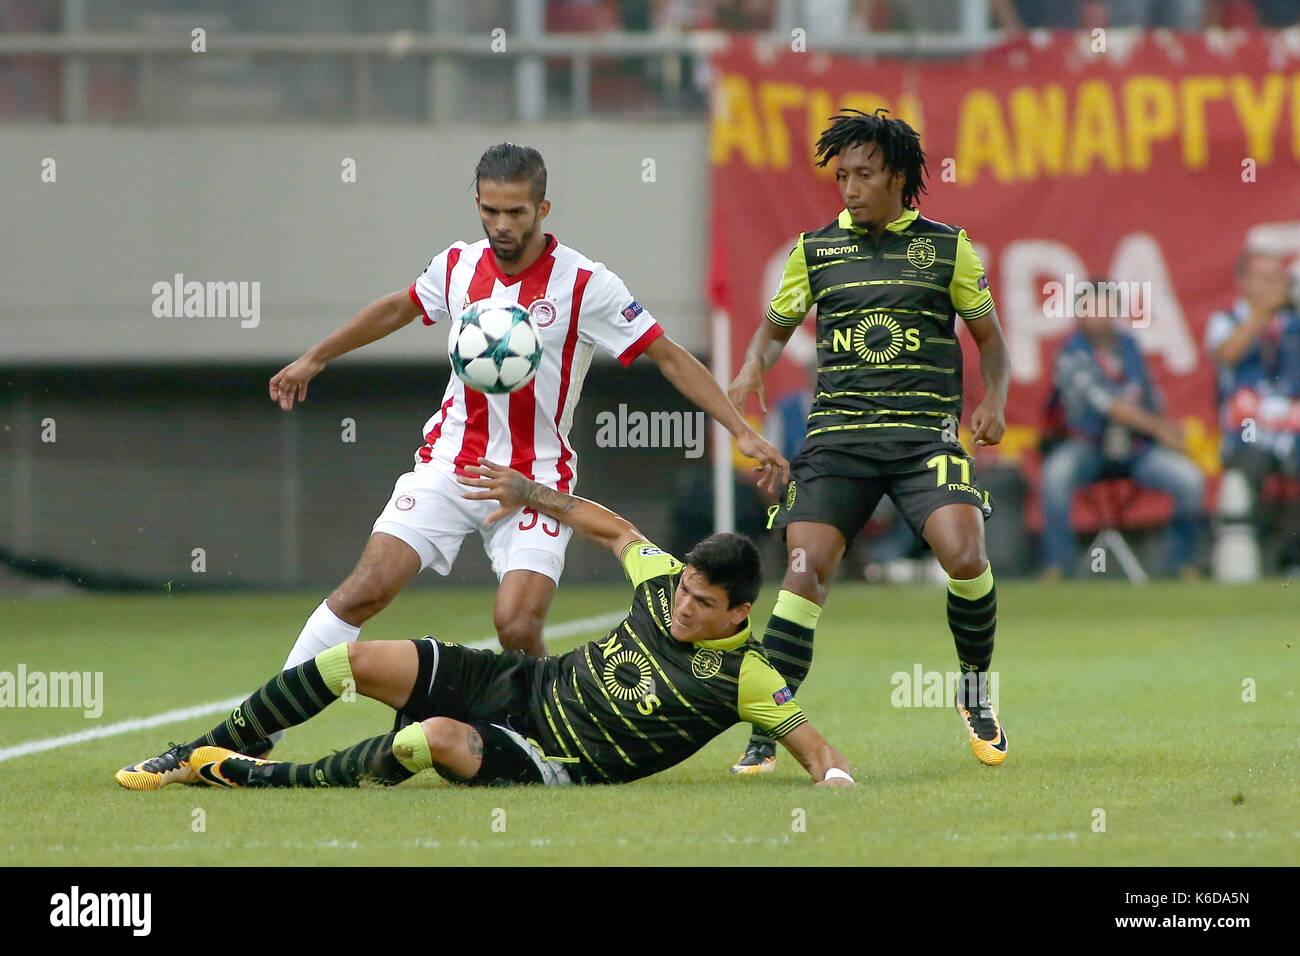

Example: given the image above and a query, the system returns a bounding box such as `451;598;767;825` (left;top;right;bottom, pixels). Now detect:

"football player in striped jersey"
254;144;786;758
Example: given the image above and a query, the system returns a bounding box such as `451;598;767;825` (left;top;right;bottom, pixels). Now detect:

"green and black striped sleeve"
620;540;683;586
765;236;813;328
736;650;807;740
949;228;995;321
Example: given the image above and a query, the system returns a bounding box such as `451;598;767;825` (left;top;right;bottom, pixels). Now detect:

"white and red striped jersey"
407;234;664;492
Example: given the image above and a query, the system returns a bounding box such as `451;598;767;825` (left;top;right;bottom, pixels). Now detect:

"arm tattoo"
519;476;577;515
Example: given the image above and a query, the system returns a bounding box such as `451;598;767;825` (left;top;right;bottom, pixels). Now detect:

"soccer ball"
449;297;543;394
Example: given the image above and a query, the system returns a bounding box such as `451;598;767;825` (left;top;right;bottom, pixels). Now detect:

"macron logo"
815;245;858;257
50;886;151;936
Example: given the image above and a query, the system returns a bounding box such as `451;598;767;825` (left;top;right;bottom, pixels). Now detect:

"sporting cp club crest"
906;237;936;269
691;647;723;679
528;297;557;328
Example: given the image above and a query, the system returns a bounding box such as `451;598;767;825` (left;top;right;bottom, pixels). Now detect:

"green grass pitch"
1;579;1296;866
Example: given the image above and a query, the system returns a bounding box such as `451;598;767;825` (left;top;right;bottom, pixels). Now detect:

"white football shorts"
371;465;573;583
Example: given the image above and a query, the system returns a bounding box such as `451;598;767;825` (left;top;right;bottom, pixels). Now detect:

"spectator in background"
1206;248;1300;566
0;0;61;119
994;0;1212;31
710;0;778;30
1252;0;1300;26
1204;0;1300;27
1109;0;1206;28
774;0;881;41
630;0;775;32
992;0;1085;29
620;0;655;30
1041;281;1205;577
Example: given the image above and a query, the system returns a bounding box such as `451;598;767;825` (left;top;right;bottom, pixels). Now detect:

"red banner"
708;31;1300;471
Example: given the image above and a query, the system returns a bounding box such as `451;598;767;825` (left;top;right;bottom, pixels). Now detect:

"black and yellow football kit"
398;540;807;785
766;206;994;541
736;206;1004;766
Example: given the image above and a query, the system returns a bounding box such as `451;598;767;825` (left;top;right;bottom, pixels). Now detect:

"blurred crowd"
1039;244;1300;580
2;0;1296;36
553;0;1298;32
3;0;1299;121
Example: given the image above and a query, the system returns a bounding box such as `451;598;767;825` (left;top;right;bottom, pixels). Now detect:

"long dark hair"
814;108;928;209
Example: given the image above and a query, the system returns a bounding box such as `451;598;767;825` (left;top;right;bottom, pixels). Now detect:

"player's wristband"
822;767;853;783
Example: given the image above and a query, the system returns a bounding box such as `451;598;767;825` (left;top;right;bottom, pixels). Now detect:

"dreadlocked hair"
814;108;928;210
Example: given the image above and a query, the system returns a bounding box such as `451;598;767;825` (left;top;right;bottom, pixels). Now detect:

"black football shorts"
398;638;554;786
770;443;993;545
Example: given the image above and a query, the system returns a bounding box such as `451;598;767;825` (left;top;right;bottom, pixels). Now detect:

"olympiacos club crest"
528;298;557;328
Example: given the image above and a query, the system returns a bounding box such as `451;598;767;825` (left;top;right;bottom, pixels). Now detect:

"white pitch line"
0;610;624;764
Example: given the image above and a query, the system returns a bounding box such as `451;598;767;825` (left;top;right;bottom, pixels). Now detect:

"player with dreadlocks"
726;108;1012;773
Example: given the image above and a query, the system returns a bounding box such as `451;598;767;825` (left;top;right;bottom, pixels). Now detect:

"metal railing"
0;29;1003;123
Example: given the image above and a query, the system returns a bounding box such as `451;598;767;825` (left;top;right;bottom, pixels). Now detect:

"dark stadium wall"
0;362;718;589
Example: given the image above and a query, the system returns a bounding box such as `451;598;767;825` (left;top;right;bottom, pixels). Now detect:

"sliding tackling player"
116;459;853;791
